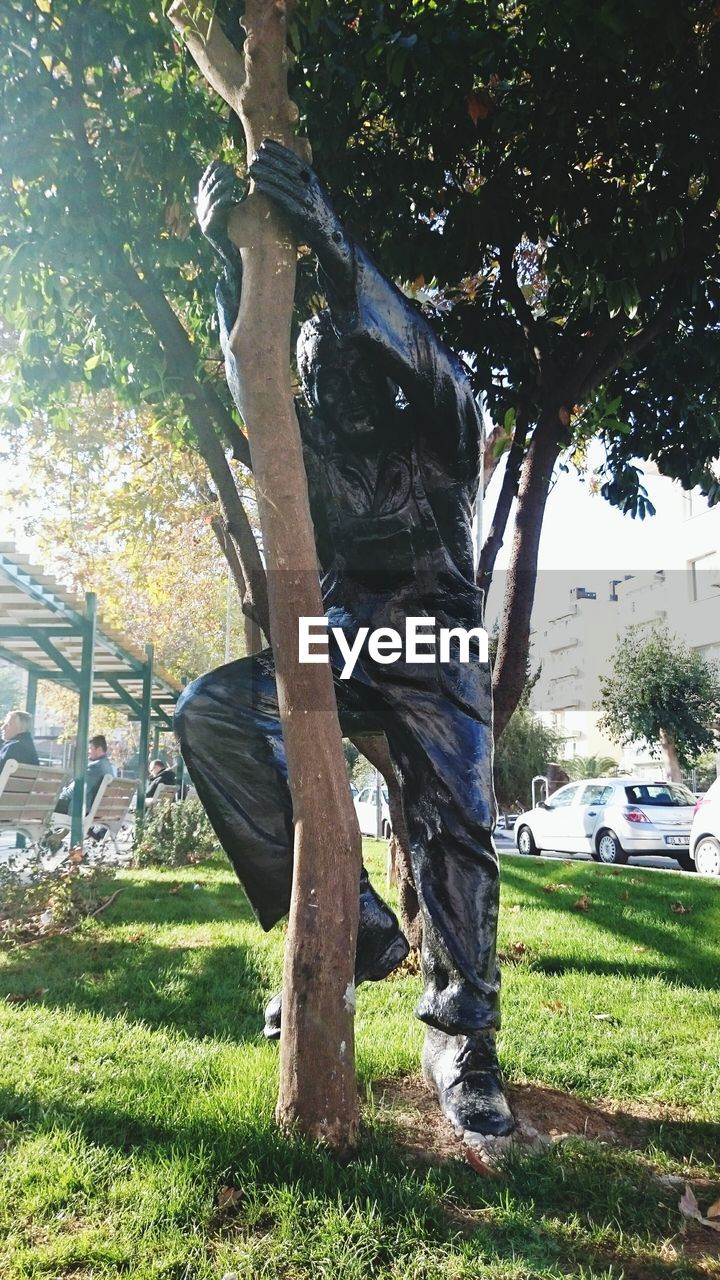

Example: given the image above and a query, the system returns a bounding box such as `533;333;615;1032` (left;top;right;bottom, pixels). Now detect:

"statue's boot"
263;873;409;1039
422;1025;515;1137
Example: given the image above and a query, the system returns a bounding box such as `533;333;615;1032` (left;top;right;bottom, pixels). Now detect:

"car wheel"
516;825;539;856
382;820;392;840
693;836;720;877
596;830;627;865
590;851;601;862
676;852;696;873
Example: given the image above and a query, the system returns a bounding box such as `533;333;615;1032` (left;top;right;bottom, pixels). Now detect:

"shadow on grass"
2;934;272;1042
0;1080;717;1279
500;862;720;991
1;867;277;1044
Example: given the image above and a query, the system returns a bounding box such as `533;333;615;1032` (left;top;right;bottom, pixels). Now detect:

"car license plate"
665;835;689;847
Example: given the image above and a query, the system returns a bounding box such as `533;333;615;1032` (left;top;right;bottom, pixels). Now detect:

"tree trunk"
210;515;264;655
477;423;526;606
350;732;422;951
170;0;361;1152
492;410;564;740
107;249;270;640
659;728;683;782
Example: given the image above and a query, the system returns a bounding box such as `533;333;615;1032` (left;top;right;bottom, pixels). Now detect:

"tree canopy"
290;0;720;730
597;627;720;780
2;0;720;731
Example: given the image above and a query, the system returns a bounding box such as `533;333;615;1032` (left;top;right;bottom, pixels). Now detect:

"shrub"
0;856;112;942
132;796;219;867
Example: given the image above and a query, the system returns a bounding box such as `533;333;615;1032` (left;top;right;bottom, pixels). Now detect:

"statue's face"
304;341;395;438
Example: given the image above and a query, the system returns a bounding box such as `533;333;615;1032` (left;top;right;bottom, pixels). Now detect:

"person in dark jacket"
0;710;40;769
146;758;177;799
55;734;115;815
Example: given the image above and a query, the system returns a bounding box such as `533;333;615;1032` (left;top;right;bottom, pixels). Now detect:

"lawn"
1;842;719;1279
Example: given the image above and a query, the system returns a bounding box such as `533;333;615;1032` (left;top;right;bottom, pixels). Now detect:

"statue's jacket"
299;242;484;638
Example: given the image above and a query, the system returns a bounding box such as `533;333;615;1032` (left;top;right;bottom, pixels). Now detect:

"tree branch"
167;0;246;111
477;413;527;603
498;241;549;384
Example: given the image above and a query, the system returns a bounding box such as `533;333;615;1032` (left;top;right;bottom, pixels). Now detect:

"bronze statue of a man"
174;140;513;1137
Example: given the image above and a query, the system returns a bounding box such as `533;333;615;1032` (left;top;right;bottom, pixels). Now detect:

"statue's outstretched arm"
197;161;244;410
250;140;481;469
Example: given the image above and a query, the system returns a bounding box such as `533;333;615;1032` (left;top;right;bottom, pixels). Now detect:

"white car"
354;782;392;838
689;776;720;876
514;777;697;868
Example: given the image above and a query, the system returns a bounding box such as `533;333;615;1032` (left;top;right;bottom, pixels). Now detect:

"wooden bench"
50;775;138;856
0;760;70;847
146;782;177;810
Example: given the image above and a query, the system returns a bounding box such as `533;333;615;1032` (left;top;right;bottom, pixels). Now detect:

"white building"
530;482;720;779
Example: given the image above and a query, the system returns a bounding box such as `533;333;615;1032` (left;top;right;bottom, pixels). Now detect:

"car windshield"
624;783;695;808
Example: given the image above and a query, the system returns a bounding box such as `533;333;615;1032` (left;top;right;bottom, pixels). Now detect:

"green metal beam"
0;646;49;677
0;553;89;630
32;632;82;685
135;644;154;826
71;592;96;847
0;553;145;674
25;671;38;721
0;625;78;638
104;673;144;719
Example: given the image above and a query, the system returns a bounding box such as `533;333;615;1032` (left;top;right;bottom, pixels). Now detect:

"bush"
132;797;219;867
0;856;113;942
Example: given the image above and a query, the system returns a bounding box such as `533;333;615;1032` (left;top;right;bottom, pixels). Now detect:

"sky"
482;443;687;628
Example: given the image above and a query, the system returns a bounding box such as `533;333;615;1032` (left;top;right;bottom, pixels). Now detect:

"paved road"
494;827;695;875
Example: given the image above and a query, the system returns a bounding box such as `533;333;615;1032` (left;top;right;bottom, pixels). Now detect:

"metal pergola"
0;542;183;844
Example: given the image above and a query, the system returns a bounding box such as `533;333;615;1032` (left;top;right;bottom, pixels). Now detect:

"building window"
689;550;720;602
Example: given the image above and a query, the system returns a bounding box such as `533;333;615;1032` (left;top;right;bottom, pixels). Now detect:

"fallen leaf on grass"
543;883;560;894
498;941;531;964
591;1013;620;1024
679;1184;720;1232
128;932;145;944
543;999;566;1013
508;904;523;914
632;945;648;953
217;1185;242;1210
168;885;182;896
671;901;692;914
463;1145;502;1178
573;896;591;911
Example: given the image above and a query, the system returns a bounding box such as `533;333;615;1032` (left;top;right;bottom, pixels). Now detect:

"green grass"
1;843;719;1279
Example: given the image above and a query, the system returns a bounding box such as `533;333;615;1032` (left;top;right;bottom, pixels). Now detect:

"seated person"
55;734;115;815
146;758;177;799
0;710;40;768
1;710;40;850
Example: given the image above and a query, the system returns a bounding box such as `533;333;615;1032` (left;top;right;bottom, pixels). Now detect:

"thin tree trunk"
482;422;506;494
350;732;422;951
170;0;361;1151
210;515;263;655
492;410;564;740
106;250;270;639
477;421;526;605
659;728;683;782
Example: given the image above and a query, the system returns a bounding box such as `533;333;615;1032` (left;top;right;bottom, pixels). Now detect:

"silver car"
514;777;697;867
689;775;720;876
